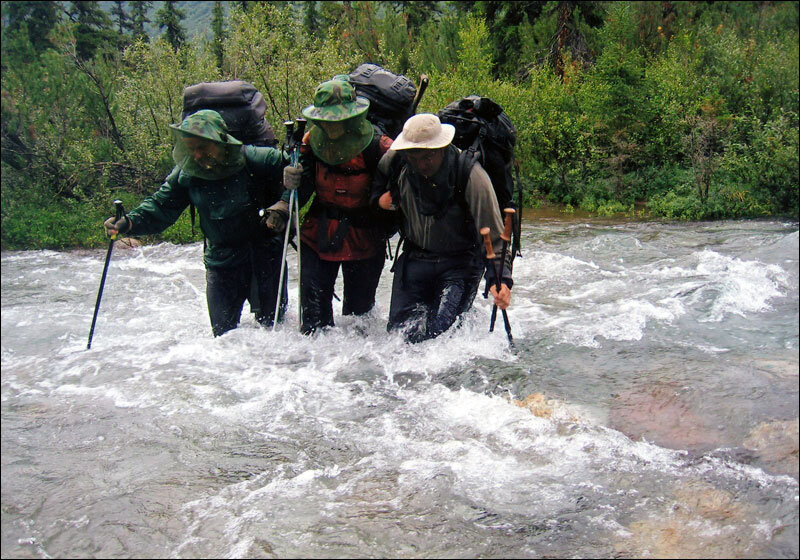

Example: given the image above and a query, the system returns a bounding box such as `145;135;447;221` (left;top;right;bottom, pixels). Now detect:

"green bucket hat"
301;78;370;122
168;109;243;146
169;109;245;180
302;78;374;166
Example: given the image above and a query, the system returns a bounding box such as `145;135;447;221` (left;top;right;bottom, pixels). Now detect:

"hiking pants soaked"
205;236;287;337
387;248;484;343
299;241;385;335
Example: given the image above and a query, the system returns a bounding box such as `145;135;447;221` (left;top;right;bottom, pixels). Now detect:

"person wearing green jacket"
103;109;291;336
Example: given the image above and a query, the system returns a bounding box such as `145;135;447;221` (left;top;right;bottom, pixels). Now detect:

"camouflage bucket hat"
301;79;370;122
169;109;245;180
168;109;242;146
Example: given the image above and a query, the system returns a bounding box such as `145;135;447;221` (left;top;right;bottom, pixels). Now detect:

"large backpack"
438;95;522;258
348;63;417;140
181;80;278;147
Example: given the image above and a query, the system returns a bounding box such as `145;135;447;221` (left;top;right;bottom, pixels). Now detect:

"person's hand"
261;200;289;232
489;283;511;310
103;216;130;238
283;164;303;190
378;191;397;211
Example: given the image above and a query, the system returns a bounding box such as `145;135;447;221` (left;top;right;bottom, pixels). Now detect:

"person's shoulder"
464;160;494;196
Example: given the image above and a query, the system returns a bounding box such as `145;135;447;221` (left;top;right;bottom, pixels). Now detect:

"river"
2;216;798;558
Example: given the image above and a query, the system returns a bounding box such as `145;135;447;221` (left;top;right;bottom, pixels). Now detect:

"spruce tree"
110;0;133;35
303;1;319;36
155;0;186;50
66;1;115;59
3;1;62;53
129;1;152;42
211;1;226;70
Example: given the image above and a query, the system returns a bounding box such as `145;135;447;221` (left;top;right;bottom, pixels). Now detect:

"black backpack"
348;63;417;139
181;80;278;147
438;95;522;258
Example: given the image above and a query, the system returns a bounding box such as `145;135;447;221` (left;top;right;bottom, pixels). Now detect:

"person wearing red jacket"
263;78;393;334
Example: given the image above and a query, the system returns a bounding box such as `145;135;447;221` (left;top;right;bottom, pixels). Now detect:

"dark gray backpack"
181;80;278;147
348;63;417;139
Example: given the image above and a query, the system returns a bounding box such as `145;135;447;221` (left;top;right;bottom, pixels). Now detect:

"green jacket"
127;145;288;268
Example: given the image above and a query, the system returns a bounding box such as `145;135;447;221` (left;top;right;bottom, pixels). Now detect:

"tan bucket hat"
391;113;455;151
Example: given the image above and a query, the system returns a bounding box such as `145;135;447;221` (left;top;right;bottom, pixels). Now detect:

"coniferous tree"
480;1;547;78
110;0;133;35
2;1;62;53
65;1;116;59
387;1;441;35
211;1;226;70
303;1;320;36
548;1;603;78
155;0;186;50
129;1;152;42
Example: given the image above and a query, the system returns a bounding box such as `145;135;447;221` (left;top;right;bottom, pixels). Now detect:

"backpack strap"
453;135;483;219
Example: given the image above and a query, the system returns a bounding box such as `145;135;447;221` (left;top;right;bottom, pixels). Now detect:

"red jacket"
299;133;393;261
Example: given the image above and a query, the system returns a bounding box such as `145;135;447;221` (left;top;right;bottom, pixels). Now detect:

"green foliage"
2;0;798;250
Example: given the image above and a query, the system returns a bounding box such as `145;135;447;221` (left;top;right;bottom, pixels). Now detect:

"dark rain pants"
205;236;287;337
299;241;385;335
387;248;484;343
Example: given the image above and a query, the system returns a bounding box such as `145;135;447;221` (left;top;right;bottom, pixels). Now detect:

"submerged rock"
616;480;764;558
609;382;724;452
513;393;555;418
742;418;799;479
115;237;142;249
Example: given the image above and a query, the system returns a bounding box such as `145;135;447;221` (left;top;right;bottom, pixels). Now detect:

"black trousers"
205;236;287;337
299;242;385;335
387;249;484;343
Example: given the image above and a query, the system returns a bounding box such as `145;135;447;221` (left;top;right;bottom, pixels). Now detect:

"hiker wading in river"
103;110;291;337
370;113;513;343
263;78;394;335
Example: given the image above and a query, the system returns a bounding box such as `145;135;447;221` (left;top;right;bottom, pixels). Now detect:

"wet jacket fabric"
127;145;287;268
288;131;393;262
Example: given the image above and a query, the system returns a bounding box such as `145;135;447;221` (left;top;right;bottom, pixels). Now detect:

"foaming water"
2;219;798;558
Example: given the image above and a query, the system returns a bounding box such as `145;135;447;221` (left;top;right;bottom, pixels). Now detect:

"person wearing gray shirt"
370;114;513;343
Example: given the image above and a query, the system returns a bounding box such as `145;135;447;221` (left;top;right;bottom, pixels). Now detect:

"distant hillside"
99;1;226;41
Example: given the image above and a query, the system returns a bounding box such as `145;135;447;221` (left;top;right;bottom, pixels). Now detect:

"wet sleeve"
245;145;290;206
126;167;190;237
464;164;513;289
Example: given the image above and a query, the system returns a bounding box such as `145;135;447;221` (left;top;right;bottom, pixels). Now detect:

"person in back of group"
103;109;291;337
262;77;393;335
370;113;512;343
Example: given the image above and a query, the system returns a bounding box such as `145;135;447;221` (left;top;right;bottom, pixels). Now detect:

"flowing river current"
2;216;798;559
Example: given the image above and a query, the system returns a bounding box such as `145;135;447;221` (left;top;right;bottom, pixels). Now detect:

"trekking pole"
489;209;515;333
272;118;306;331
291;117;306;326
87;199;127;350
273;121;295;331
480;227;514;347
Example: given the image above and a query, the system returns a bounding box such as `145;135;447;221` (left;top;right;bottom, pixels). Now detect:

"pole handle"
411;74;429;114
480;227;495;259
294;117;307;143
283;120;294;149
114;199;127;220
500;208;515;243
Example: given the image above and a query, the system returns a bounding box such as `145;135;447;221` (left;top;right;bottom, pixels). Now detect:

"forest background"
1;0;798;250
